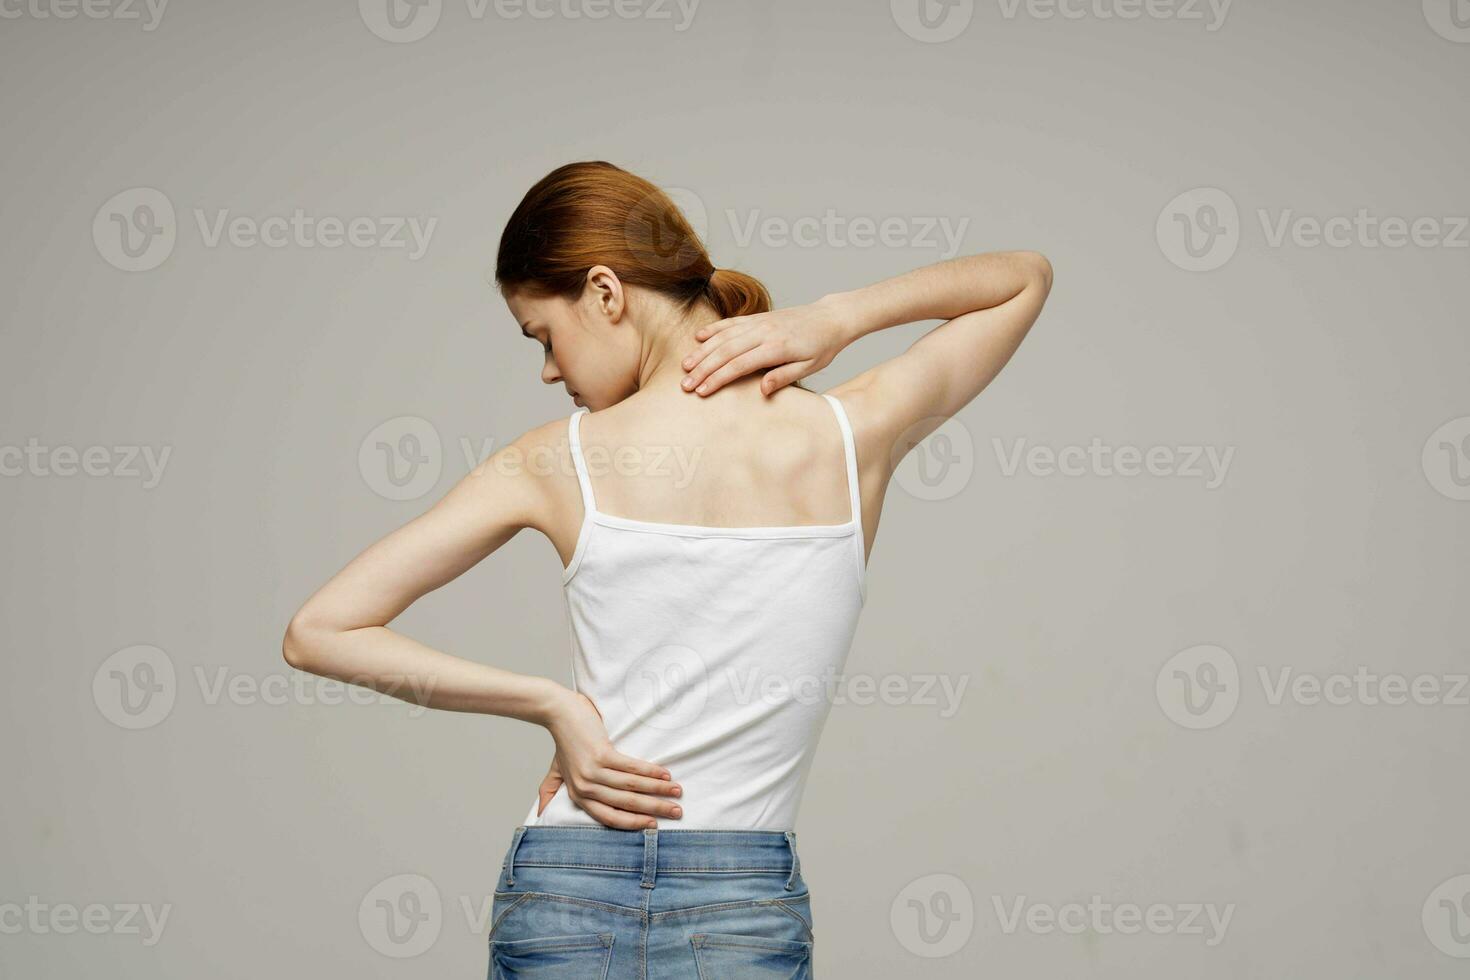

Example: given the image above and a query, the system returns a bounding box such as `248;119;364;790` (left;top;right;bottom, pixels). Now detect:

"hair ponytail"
497;161;770;321
703;267;770;318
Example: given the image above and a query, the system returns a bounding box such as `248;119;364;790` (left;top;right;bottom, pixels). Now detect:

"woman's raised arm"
681;249;1053;454
824;249;1053;448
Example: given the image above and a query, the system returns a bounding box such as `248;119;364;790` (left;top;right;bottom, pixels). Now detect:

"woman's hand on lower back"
542;689;684;829
680;295;853;397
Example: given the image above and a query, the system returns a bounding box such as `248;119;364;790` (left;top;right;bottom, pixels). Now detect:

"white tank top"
523;393;868;831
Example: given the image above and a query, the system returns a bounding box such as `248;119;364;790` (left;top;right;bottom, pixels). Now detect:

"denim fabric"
486;826;815;979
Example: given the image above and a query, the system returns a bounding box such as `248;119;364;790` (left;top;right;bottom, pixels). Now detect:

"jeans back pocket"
490;931;615;979
689;932;812;979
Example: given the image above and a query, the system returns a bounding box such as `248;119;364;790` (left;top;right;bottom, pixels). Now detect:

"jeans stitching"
486;892;532;943
769;897;815;941
691;935;812;953
489;931;615;980
647;895;809;922
490;891;645;919
491;934;612;952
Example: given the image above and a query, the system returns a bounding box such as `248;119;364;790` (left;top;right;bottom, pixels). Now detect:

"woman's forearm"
282;620;571;725
822;251;1052;344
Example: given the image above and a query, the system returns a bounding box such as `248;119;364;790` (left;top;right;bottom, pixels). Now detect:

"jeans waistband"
500;826;803;892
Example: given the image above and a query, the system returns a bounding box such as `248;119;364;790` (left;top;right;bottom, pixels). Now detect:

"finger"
604;750;671;781
682;332;764;387
683;335;757;391
759;361;814;396
682;325;758;382
696;346;788;396
691;315;747;345
577;796;659;830
582;783;684;818
597;769;683;798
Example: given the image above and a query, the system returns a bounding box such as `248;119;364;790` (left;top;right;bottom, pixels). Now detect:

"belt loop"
640;828;659;889
502;826;528;888
783;831;801;891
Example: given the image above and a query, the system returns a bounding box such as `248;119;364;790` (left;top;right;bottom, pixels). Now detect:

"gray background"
3;0;1468;976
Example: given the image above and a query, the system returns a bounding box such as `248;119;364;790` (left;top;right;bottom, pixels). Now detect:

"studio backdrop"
2;1;1467;977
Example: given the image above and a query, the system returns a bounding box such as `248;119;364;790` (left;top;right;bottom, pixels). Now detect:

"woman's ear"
585;265;624;322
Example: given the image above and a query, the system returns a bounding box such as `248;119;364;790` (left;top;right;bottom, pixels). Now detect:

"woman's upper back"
536;384;883;578
562;388;867;591
580;387;855;518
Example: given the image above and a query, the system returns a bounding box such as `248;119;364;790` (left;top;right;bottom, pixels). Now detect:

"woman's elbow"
282;611;324;673
1022;251;1053;293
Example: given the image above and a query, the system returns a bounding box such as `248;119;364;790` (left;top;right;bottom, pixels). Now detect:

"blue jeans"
487;826;815;979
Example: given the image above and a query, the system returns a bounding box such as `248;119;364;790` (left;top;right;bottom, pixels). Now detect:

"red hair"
496;161;770;319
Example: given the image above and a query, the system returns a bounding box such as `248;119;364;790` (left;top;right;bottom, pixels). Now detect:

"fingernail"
672;807;683;817
696;384;707;394
672;786;682;797
682;377;693;389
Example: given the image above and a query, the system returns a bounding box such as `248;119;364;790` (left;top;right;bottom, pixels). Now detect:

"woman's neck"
634;301;724;394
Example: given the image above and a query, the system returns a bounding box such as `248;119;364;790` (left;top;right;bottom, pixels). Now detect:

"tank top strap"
821;393;868;600
566;408;597;517
820;393;863;526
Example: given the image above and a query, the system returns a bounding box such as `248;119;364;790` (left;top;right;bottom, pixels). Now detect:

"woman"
283;161;1052;978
